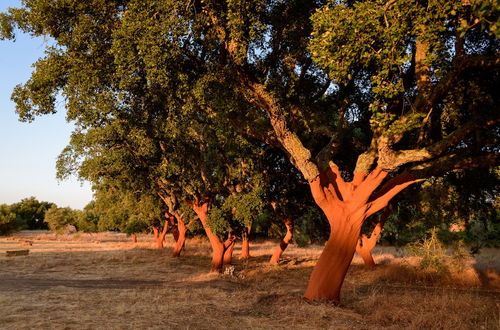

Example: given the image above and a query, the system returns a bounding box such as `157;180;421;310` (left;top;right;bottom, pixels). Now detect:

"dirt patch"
0;231;498;329
0;277;167;291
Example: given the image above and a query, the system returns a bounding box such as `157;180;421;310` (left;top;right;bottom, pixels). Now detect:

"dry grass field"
0;231;498;329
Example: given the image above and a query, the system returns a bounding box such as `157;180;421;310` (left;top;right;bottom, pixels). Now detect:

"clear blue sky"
0;0;92;209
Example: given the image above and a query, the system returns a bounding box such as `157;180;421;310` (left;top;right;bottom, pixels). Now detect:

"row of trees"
1;0;498;303
0;197;100;235
0;197;54;234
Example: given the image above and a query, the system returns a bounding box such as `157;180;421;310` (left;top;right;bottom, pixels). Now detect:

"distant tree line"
0;197;54;234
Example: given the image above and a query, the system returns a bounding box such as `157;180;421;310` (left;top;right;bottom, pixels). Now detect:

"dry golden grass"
0;231;498;329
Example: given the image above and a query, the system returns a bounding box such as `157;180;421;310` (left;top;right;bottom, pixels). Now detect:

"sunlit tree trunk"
223;234;236;265
269;216;293;265
169;215;179;243
172;218;187;257
240;223;252;259
152;220;169;249
131;234;137;243
356;205;392;268
303;167;418;303
241;79;426;303
190;200;226;272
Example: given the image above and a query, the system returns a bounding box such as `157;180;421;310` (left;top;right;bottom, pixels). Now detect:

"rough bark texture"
269;216;294;265
356;205;392;268
415;37;431;96
242;80;320;182
240;224;252;259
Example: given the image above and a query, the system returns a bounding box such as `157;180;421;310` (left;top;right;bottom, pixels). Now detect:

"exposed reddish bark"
240;224;252;259
356;205;392;268
169;215;180;243
152;226;160;247
189;199;226;272
223;235;236;265
303;166;419;303
152;219;169;249
171;217;187;257
269;215;294;265
131;234;137;243
170;214;197;258
229;29;499;303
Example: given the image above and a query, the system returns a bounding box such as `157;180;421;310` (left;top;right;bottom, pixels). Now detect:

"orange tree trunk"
131;234;137;243
303;167;418;303
240;224;252;259
152;226;162;248
152;220;169;249
269;216;293;265
168;215;180;243
157;233;167;248
355;205;392;268
190;200;226;272
172;218;187;257
356;237;376;268
303;208;362;302
223;235;236;265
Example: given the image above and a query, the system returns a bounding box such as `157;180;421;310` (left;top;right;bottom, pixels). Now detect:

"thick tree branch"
367;151;499;218
227;116;283;150
413;55;500;111
408;152;500;179
378;116;500;170
240;78;320;182
366;171;421;218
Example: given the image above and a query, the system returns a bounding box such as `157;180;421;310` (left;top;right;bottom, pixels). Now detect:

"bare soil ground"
0;231;498;329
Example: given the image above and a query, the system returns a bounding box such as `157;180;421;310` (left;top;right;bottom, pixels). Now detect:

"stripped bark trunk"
152;220;169;249
240;224;252;259
172;219;187;257
223;235;236;265
356;205;392;268
238;76;449;302
303;204;363;302
131;234;137;243
303;167;419;303
269;216;293;264
170;216;180;243
190;200;226;272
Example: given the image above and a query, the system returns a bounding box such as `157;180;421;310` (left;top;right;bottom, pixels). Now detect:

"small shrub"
448;240;471;273
406;229;471;276
44;206;79;234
